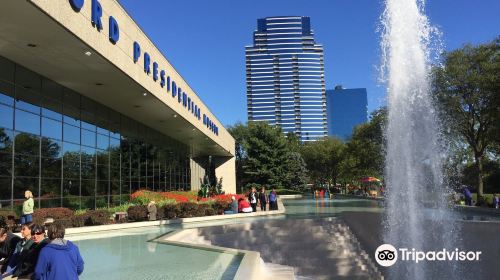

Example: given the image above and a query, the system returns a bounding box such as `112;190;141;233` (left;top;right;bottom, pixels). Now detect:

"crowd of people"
0;222;84;280
224;186;279;214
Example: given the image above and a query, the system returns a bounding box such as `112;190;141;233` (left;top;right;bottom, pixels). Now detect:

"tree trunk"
475;153;484;197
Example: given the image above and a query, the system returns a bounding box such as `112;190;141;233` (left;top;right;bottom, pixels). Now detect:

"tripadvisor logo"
375;244;482;267
375;244;398;267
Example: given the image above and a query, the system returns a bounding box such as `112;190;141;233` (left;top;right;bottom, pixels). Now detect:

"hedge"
1;199;235;231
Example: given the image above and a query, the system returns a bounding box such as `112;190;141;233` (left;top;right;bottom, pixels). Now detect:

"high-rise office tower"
246;16;327;142
326;86;368;140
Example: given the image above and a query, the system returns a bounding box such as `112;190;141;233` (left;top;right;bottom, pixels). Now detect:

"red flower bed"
131;190;243;204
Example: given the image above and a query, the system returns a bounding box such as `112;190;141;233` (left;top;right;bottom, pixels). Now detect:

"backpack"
269;192;277;202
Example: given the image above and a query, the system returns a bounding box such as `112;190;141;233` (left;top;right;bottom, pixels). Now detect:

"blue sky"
119;0;499;127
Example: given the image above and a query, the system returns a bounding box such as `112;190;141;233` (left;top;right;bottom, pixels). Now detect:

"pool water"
72;197;497;279
74;226;242;280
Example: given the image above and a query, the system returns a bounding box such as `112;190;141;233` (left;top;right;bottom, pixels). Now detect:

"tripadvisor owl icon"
375;244;398;267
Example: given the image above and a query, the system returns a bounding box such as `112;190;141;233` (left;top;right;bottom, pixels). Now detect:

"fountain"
380;0;459;279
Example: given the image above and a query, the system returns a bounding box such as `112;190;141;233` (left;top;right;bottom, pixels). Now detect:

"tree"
282;152;308;191
227;122;250;190
345;108;386;179
301;137;345;188
243;122;289;187
433;38;499;196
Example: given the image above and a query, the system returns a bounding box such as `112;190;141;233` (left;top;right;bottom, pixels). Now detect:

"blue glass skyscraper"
246;16;327;142
326;86;368;140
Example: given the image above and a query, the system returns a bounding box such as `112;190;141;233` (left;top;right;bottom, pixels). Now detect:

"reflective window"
15;109;40;135
0;81;14;106
97;133;109;150
81;129;96;147
63;124;80;144
42;98;62;121
42;117;62;140
0;104;13;129
15;86;40;114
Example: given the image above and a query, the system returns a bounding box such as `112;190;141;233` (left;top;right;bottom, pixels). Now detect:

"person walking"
21;190;34;224
258;187;267;211
248;187;257;212
34;223;84;280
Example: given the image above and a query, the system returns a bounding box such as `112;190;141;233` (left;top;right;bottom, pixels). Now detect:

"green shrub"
156;205;165;220
179;202;198;218
195;204;209;217
205;208;215;216
211;201;228;215
163;204;180;219
86;210;112;225
71;214;87;227
276;189;303;195
33;208;74;228
127;205;148;221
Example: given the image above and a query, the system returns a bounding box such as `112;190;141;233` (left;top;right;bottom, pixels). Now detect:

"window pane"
0;151;12;177
0;104;13;129
63;158;80;179
42;98;62;121
63;105;80;126
13;177;38;200
14;154;39;177
0;177;11;203
81;129;95;147
41;156;61;179
15;86;40;114
63;123;80;144
81;179;94;197
0;81;14;106
97;133;109;150
15;109;40;135
41;137;62;158
42;117;62;140
14;132;39;156
0;128;13;152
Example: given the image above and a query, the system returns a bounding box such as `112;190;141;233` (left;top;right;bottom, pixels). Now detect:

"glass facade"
0;56;192;210
326;87;368;140
246;16;328;142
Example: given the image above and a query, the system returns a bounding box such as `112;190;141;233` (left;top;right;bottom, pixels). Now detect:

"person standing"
463;186;472;206
269;188;278;210
258;187;267;211
34;223;84;280
248;187;257;212
493;194;499;209
21;190;34;224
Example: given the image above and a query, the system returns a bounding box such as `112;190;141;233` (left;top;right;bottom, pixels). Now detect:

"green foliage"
301;137;346;187
343;108;386;181
433;38;499;196
282;152;308;191
275;189;303;195
244;121;289;187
